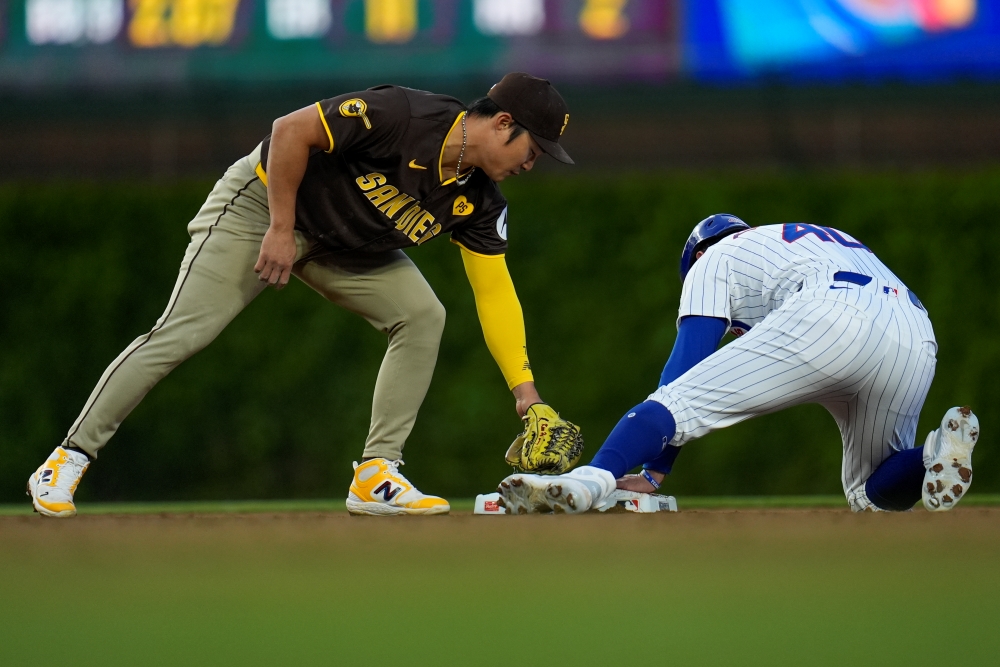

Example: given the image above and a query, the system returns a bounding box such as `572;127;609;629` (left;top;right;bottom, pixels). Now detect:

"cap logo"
453;196;475;217
340;99;372;130
559;113;570;136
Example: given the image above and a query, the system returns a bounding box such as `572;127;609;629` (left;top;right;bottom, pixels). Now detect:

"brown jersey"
258;85;509;256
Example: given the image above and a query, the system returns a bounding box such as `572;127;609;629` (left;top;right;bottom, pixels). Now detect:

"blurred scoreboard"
0;0;678;87
1;0;998;89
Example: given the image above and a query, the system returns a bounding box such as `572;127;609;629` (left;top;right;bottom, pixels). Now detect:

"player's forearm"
459;247;534;390
658;316;728;387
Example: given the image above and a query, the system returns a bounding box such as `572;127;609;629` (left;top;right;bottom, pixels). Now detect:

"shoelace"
54;454;87;487
382;460;421;496
384;459;409;480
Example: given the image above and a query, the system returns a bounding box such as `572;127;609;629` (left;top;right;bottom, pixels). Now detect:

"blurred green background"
0;170;995;503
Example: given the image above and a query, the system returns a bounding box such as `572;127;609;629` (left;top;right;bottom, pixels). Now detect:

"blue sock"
864;447;925;511
589;402;676;479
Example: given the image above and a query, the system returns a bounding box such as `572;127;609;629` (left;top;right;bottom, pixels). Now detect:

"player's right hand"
615;472;662;493
254;227;297;289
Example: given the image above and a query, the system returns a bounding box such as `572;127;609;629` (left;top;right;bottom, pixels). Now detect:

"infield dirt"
2;508;998;666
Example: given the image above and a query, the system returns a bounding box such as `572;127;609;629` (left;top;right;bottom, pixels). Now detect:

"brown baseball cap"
487;72;574;165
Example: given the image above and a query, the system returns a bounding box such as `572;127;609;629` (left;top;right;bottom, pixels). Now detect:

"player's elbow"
271;106;326;150
271;111;301;139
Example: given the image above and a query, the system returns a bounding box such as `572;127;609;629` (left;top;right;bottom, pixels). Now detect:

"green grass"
4;494;1000;516
2;509;998;666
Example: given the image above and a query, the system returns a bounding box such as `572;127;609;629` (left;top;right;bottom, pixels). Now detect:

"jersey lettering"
824;227;871;251
354;172;439;244
782;223;871;252
782;223;831;244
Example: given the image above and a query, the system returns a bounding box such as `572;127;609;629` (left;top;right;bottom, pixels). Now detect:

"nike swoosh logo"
408;159;427;170
829;286;850;290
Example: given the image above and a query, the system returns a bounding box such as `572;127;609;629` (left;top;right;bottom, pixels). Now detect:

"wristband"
640;469;661;490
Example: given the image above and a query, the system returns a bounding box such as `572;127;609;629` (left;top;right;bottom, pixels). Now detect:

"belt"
831;271;925;312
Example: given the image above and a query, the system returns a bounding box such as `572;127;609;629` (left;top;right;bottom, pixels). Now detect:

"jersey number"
782;223;871;252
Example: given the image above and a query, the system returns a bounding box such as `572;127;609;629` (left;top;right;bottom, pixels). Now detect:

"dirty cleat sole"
497;475;550;514
923;406;979;512
544;479;592;514
497;474;592;514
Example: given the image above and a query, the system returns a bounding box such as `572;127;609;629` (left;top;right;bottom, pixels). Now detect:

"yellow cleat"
27;446;91;518
346;459;449;516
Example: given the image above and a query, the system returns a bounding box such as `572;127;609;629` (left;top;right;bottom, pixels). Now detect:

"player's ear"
494;112;515;134
695;251;705;261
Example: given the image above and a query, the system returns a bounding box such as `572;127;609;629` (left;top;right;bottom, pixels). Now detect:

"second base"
593;489;678;513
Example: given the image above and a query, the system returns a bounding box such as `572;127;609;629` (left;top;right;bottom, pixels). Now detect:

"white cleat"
497;466;615;515
26;446;91;518
922;406;979;512
497;473;592;514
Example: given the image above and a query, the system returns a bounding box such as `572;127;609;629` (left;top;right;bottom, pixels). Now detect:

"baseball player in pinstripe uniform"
499;214;981;514
28;73;577;517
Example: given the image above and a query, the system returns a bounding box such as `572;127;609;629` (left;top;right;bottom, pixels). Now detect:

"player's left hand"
505;403;584;475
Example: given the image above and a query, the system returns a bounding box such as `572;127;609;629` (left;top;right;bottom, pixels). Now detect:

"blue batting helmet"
679;213;750;282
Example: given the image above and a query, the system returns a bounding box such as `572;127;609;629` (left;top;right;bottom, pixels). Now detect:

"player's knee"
398;296;446;340
630;401;677;434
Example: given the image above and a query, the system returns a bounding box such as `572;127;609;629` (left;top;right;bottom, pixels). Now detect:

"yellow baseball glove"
505;403;584;474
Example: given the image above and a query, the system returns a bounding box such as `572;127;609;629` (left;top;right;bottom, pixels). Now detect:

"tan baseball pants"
63;144;445;461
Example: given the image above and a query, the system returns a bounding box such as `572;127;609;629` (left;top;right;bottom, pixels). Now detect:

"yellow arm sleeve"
459;245;534;390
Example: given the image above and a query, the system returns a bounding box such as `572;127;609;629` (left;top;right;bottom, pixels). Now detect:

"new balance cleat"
497;466;615;515
27;446;91;518
346;459;449;516
922;406;979;512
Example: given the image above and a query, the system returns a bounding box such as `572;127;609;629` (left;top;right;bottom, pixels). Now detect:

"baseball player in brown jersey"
27;73;575;516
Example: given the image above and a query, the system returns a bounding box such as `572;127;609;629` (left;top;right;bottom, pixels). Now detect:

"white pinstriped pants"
648;278;937;510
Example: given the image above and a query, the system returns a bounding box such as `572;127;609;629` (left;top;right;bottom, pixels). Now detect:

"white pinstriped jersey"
678;224;906;335
653;222;936;510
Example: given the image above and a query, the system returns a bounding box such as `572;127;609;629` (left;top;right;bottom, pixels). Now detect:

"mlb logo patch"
883;286;899;297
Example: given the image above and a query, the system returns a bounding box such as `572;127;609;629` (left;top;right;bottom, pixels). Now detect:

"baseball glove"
505;403;584;474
